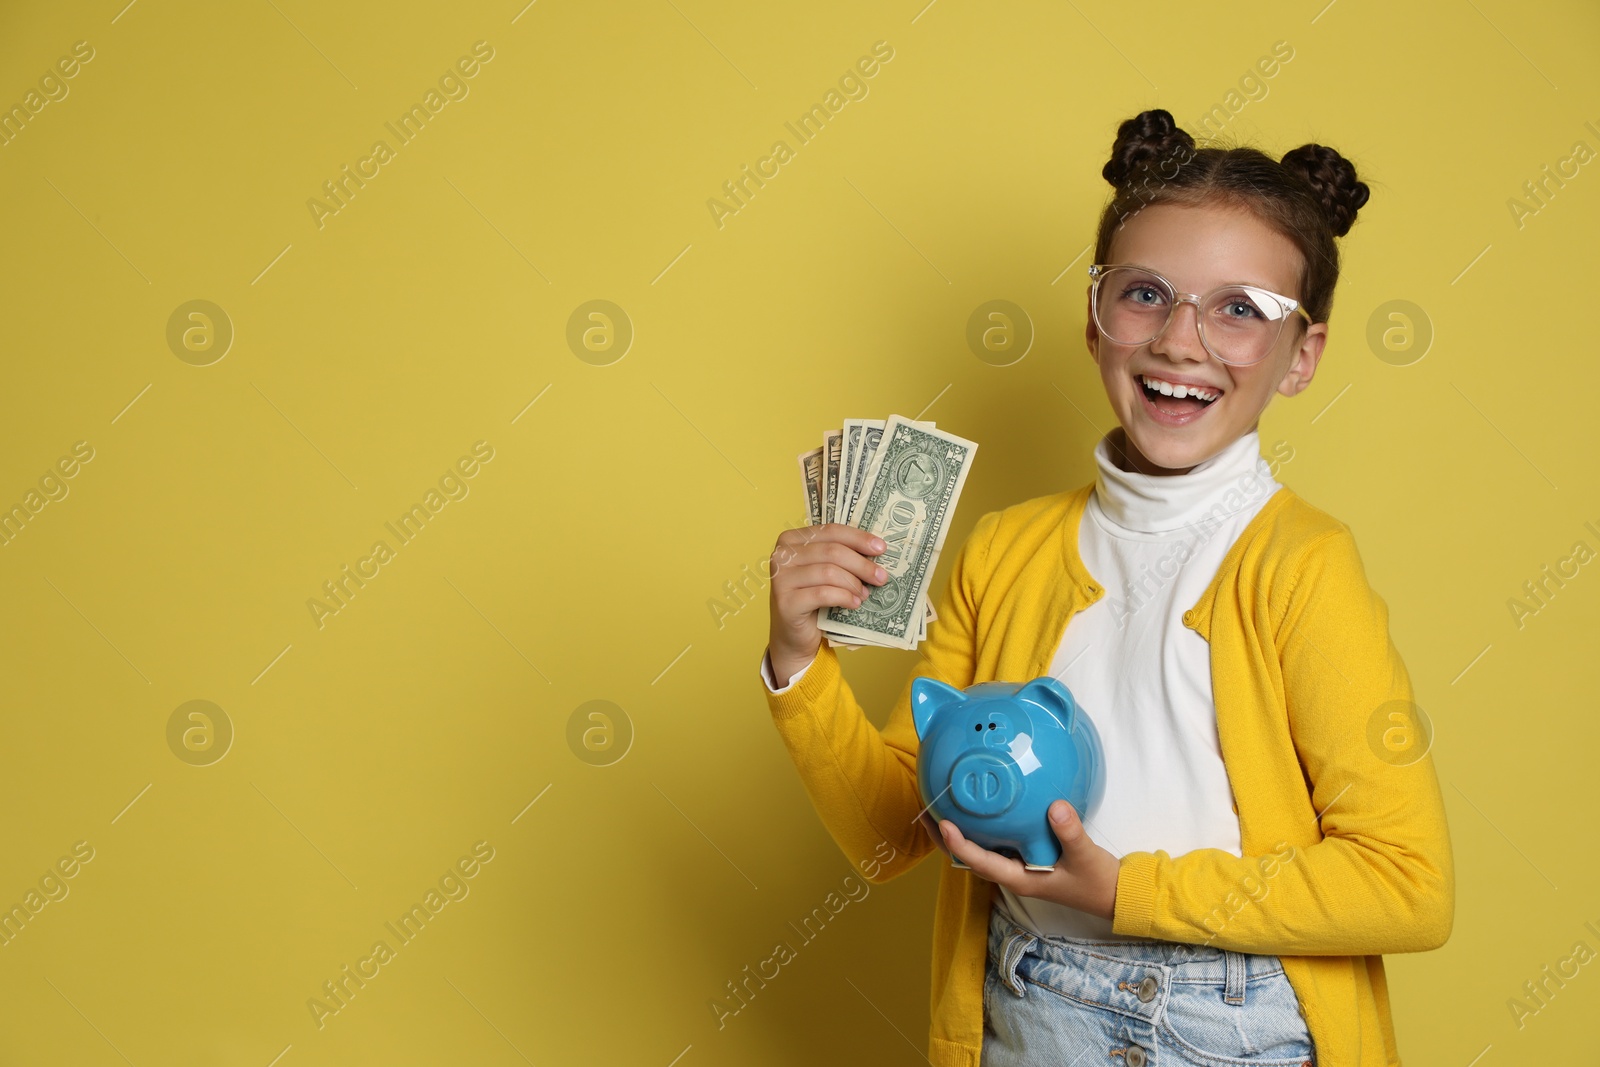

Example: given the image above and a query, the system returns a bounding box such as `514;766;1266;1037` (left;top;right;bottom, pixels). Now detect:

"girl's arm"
1110;525;1455;955
762;512;997;882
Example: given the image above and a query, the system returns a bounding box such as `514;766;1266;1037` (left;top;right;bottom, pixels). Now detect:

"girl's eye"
1218;298;1263;320
1123;285;1165;306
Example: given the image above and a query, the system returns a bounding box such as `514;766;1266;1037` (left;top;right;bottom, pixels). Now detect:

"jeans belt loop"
999;928;1037;997
1223;949;1247;1005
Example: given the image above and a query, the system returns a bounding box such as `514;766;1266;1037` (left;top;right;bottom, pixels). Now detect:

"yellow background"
1;0;1596;1063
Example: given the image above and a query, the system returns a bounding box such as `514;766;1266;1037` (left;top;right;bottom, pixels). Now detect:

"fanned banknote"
820;430;844;524
839;418;883;527
797;447;824;526
799;416;976;650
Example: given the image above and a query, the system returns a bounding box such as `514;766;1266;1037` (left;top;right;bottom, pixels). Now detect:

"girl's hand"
767;524;887;682
937;800;1121;921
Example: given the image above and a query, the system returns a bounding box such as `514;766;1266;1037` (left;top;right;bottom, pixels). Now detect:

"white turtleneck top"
761;428;1284;941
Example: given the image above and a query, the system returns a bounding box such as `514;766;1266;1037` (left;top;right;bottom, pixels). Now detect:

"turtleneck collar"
1089;427;1279;535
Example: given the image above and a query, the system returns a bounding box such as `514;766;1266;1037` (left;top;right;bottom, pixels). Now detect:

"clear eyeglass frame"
1087;263;1313;367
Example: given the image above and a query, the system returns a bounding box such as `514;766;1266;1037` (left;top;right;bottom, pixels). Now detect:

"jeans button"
1137;975;1158;1002
1126;1045;1148;1067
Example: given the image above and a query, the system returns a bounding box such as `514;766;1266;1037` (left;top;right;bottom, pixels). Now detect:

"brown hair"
1092;108;1370;325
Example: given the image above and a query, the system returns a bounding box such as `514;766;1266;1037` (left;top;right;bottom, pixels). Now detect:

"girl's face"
1085;200;1328;476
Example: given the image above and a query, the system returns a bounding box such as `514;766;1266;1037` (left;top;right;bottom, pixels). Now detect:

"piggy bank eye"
987;723;997;730
973;724;982;732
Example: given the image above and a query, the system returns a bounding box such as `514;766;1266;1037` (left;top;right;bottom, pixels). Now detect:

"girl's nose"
1149;300;1210;362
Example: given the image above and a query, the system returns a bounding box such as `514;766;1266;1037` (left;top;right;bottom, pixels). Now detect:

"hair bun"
1102;109;1196;188
1280;143;1370;238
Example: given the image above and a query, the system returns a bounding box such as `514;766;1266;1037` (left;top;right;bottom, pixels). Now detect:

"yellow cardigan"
764;482;1453;1067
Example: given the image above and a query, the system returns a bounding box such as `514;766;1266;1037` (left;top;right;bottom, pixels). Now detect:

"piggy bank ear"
1016;677;1077;730
911;676;966;741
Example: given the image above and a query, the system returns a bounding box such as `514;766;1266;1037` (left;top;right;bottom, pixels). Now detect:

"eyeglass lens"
1094;266;1289;366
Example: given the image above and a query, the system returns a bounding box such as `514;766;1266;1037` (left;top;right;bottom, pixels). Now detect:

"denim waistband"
986;904;1286;1011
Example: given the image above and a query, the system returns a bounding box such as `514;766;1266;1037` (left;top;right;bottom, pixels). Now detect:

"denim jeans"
981;905;1316;1067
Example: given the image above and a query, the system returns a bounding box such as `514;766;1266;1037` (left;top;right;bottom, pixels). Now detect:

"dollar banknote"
834;420;869;525
797;447;824;526
820;429;844;524
838;419;882;527
817;416;977;649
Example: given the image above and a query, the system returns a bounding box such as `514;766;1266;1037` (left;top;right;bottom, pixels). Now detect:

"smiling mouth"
1136;373;1221;419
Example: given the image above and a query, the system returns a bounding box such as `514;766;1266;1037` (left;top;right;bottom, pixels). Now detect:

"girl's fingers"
773;528;889;585
776;523;885;558
780;563;867;598
785;585;863;616
940;820;1025;889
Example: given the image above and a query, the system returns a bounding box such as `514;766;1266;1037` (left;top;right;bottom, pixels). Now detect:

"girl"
761;109;1453;1066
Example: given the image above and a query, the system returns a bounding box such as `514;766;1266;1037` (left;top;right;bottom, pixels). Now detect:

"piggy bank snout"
948;751;1023;817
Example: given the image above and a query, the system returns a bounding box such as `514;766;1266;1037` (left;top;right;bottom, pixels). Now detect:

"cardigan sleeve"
762;511;997;884
1110;526;1456;955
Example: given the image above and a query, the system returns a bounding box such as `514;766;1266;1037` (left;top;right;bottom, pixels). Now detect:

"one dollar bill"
797;447;824;526
817;416;977;649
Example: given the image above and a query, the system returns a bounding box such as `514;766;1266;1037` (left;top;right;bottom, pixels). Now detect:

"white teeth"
1141;374;1219;402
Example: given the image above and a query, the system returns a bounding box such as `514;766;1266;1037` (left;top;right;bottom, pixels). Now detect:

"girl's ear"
1277;321;1327;398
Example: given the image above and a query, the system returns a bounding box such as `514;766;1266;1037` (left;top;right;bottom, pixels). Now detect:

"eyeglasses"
1087;264;1312;367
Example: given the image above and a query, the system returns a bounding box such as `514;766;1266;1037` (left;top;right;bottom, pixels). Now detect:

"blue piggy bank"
913;676;1106;871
